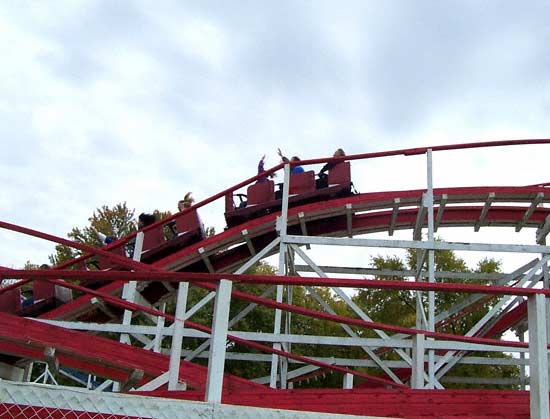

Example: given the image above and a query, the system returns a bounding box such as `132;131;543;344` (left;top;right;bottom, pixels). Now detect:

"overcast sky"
1;1;550;269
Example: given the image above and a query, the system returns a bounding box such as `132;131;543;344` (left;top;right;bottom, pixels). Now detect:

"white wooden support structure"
291;244;407;385
413;196;427;241
120;232;144;347
271;163;291;389
434;256;550;378
527;293;549;419
415;249;427;280
537;214;550;245
389;198;400;236
184;239;281;364
153;302;166;353
90;297;118;320
242;229;256;256
516;192;544;232
343;372;354;389
298;212;310;249
0;361;24;382
411;333;425;389
474;192;495;232
43;347;59;376
199;247;215;273
285;235;550;255
121;369;144;391
425;150;436;389
168;280;189;391
300;281;404;385
205;278;233;402
345;203;353;238
434;194;447;232
517;327;527;391
544;248;550;340
23;361;33;383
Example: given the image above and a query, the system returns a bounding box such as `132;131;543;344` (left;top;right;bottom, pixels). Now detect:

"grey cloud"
353;1;550;136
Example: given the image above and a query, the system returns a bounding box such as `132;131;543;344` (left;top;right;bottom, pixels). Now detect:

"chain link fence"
1;403;145;419
0;380;374;419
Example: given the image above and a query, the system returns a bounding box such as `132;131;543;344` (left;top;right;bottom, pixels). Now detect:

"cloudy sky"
1;1;549;269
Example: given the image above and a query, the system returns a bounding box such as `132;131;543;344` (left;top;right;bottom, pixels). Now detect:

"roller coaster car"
0;288;21;314
224;161;353;228
79;210;206;305
17;280;73;317
90;209;205;273
0;279;73;317
138;208;205;264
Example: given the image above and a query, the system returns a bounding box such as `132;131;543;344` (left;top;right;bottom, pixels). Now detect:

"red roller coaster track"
1;139;550;419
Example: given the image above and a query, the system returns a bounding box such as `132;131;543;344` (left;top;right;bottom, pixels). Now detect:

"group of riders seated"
257;147;346;192
104;149;349;242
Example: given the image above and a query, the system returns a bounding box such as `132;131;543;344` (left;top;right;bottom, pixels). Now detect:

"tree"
352;246;520;389
49;202;137;266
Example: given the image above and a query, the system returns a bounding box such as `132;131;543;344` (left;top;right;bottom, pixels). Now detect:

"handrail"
3;268;550;298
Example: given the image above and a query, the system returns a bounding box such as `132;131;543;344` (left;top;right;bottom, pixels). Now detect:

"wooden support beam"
474;192;495;232
345;204;353;238
298;213;310;249
241;229;256;256
44;346;59;376
199;247;214;273
91;297;119;320
0;361;24;381
536;214;550;244
415;250;427;279
161;282;175;294
121;368;144;391
413;196;427;240
434;194;447;232
389;198;400;236
516;192;544;232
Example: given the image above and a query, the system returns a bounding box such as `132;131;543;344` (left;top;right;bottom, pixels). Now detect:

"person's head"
178;193;194;212
290;156;301;162
39;264;50;270
138;213;156;228
333;148;345;157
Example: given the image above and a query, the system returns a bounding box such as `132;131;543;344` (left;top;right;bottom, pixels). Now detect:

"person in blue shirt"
277;148;304;174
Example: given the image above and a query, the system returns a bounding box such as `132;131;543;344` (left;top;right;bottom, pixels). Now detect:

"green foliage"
23;261;41;270
352;246;518;389
354;255;416;331
49;202;137;266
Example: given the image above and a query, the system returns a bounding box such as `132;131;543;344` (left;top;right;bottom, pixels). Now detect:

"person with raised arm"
277;148;304;174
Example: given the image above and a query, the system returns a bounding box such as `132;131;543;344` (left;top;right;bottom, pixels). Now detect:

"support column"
270;163;290;389
114;232;144;392
120;232;144;345
426;149;436;389
343;373;354;389
205;279;233;402
541;238;550;339
412;333;425;389
153;302;167;353
528;293;549;418
168;281;189;390
517;327;526;391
